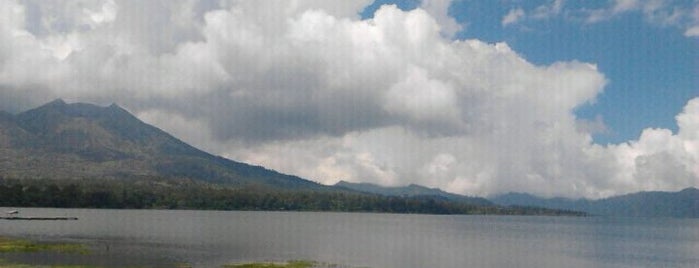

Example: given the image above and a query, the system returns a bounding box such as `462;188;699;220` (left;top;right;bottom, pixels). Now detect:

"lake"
1;208;697;267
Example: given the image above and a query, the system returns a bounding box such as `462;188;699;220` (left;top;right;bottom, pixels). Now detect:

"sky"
0;0;696;198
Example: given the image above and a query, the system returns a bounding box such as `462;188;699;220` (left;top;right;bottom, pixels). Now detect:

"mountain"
0;99;322;190
6;100;692;217
0;100;589;216
335;181;493;206
492;187;699;218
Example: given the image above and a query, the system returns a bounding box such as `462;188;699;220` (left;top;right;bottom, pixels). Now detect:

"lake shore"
0;235;358;268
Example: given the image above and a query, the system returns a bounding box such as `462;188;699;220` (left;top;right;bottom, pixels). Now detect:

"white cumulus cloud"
420;0;462;37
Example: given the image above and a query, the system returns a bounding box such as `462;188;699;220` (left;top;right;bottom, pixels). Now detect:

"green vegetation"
0;237;359;268
0;259;345;268
0;263;101;268
0;178;584;216
222;260;368;268
0;237;98;268
223;260;316;268
0;237;88;254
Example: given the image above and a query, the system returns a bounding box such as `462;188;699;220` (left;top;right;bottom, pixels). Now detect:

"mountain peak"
335;180;350;186
407;183;430;189
20;100;134;120
26;98;68;111
3;99;321;190
48;98;66;106
105;102;132;116
680;187;699;194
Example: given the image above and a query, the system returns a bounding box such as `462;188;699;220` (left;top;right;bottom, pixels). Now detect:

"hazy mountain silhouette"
492;187;699;218
335;180;492;206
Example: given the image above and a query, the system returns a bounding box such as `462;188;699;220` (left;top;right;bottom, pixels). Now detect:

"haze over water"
1;208;697;268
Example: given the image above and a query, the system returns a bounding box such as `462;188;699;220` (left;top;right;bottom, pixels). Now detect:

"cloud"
502;0;697;37
502;8;525;26
419;0;462;37
686;4;699;36
612;0;641;13
584;0;696;36
383;66;461;127
531;0;564;19
602;99;699;193
575;115;609;135
501;0;564;27
686;25;699;36
0;0;696;198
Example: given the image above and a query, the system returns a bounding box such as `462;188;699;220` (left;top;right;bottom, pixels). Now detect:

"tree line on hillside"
0;177;584;216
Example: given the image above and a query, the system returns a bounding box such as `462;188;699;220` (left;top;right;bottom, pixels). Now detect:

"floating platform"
0;216;78;220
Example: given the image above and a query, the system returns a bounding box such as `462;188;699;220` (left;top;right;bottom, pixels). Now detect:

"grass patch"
0;258;101;268
223;260;317;268
0;263;191;268
0;237;89;255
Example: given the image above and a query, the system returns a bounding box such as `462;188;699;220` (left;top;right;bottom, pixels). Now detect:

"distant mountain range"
0;99;322;190
492;188;699;218
335;181;492;206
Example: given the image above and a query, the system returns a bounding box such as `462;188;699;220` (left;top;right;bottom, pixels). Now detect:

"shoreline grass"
0;237;89;255
0;262;101;268
1;236;361;268
223;260;316;268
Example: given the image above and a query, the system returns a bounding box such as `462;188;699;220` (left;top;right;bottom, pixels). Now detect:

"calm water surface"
0;208;697;267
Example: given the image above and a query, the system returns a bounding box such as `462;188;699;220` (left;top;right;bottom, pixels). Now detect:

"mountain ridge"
492;187;699;218
2;100;696;217
335;180;492;206
0;99;323;190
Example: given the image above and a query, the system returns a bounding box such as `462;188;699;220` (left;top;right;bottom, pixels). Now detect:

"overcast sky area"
0;0;696;198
